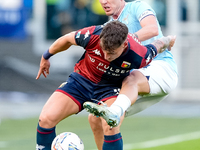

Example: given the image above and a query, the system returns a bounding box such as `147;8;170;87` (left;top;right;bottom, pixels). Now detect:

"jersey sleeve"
141;44;157;67
132;1;156;22
74;26;96;49
127;34;158;68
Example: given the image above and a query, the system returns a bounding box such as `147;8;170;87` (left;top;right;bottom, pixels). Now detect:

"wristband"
43;49;54;60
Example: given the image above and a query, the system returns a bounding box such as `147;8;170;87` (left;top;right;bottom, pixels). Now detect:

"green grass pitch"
0;115;200;150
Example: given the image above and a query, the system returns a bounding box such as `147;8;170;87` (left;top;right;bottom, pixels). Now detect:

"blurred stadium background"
0;0;200;150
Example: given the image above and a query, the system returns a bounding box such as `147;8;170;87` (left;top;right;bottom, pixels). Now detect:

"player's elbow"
151;25;159;37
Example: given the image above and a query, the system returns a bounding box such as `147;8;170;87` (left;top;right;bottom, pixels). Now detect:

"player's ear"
123;40;128;48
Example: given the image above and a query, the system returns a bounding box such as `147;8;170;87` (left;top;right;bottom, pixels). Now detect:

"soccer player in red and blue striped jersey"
35;21;175;150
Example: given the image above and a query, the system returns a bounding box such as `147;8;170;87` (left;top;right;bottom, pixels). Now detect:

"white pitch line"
124;131;200;150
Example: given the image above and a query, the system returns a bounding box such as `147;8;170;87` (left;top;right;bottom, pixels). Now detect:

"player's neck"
121;44;129;56
112;2;126;20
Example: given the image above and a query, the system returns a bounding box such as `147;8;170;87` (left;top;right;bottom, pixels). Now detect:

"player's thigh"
127;70;150;94
138;60;178;94
39;91;79;128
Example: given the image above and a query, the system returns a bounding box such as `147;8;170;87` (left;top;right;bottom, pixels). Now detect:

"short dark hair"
100;21;128;51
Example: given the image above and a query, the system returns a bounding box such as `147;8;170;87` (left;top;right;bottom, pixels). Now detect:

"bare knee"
88;114;102;131
39;113;57;128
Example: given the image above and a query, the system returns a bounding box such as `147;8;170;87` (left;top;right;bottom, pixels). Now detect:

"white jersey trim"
138;10;155;22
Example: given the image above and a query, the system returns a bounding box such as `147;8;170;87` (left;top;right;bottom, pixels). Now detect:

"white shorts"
125;60;178;117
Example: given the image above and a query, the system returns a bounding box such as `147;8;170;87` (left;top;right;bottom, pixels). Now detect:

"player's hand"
36;56;50;79
167;35;176;51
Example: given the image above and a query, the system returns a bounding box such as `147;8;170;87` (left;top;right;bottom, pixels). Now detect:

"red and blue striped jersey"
74;25;157;84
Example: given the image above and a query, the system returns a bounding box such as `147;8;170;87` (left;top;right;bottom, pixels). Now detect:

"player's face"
101;40;128;62
99;0;124;19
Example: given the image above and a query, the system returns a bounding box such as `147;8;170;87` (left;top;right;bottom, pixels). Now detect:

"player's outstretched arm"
151;35;176;53
36;32;77;79
48;31;76;55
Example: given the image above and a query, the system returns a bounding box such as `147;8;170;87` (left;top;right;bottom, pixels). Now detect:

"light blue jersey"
110;0;177;73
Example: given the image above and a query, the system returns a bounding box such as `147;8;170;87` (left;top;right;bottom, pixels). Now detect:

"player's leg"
125;60;178;117
101;119;124;150
125;94;167;117
36;91;80;150
86;70;149;150
85;60;178;126
118;69;150;104
87;97;124;150
84;70;149;127
38;91;80;128
89;110;117;150
88;114;104;150
101;98;124;150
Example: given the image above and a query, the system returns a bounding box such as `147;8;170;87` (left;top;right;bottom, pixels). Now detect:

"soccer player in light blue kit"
84;0;178;150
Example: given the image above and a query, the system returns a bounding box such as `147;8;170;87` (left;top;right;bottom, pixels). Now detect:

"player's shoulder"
127;33;142;46
76;25;102;36
127;0;153;10
127;33;148;56
125;0;152;15
75;25;103;48
93;25;104;35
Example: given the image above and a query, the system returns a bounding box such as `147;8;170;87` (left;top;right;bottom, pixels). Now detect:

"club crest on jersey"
121;61;131;68
122;14;129;25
